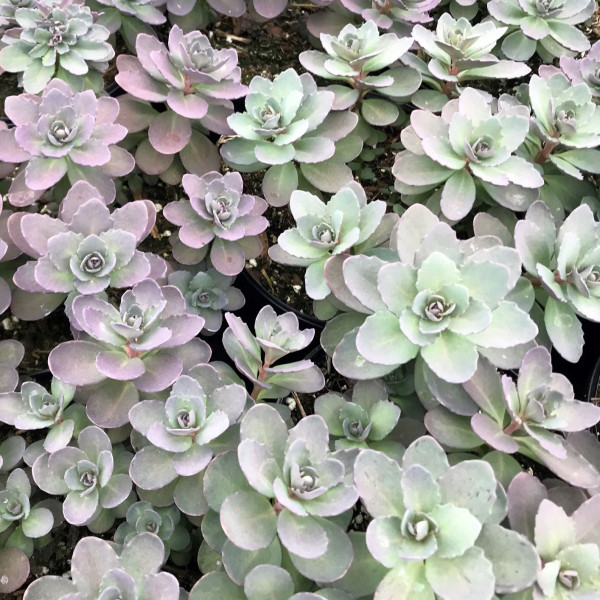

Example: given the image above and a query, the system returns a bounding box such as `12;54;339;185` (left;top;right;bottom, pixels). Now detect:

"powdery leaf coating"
356;438;538;599
515;202;600;362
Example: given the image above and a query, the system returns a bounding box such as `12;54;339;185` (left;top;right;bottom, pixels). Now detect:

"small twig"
261;268;275;294
150;225;161;240
213;29;251;43
292;391;307;418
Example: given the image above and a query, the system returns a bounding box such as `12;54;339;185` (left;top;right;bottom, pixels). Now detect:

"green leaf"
354;449;404;518
424;407;484;450
467;301;538;349
421;331;479;384
501;31;537;62
289;519;353;583
356;311;419;367
544;297;583;363
476;524;539;593
203;451;253;512
361;98;400;126
220;490;277;551
262;163;299;207
440;169;475;221
129;445;178;490
392;152;454;187
21;507;53;538
333;329;398;380
335;531;390;598
300;159;354;194
431;504;481;559
243;564;294;600
374;562;435;600
554;149;600;174
439;461;497;523
277;512;328;559
425;547;495;600
190;572;245;600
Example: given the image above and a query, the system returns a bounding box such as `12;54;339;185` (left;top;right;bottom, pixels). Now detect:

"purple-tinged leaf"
148;111;192;155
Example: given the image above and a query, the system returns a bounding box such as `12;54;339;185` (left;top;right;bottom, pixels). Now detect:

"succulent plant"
355;437;540;600
393;87;543;221
507;473;600;599
8;181;163;320
322;203;538;383
0;436;25;480
223;306;325;401
407;13;531;102
557;40;600;98
163;171;268;276
314;379;403;458
115;26;247;182
128;366;247;488
514;201;600;362
517;73;600;180
190;563;356;599
0;79;134;204
168;266;245;333
48;279;208;398
0;0;114;93
0;377;89;453
339;0;441;35
202;404;358;584
88;0;166;51
114;501;191;559
32;426;132;528
0;339;23;393
488;0;594;62
23;532;180;599
268;182;397;300
419;348;600;488
221;68;362;206
0;468;54;557
299;20;421;128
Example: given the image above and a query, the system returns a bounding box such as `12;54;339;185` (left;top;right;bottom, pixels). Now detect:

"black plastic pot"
552;319;600;402
233;267;325;360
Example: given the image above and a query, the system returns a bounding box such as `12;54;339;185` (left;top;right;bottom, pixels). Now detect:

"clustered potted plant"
1;0;600;598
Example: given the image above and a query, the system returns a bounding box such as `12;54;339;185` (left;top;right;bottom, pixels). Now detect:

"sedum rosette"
114;25;247;181
8;181;163;320
517;73;600;180
0;79;133;204
515;202;600;363
0;468;54;557
164;171;268;276
322;203;538;383
23;533;180;600
128;366;247;490
393;87;543;221
299;20;421;128
268;181;397;300
48;279;207;397
488;0;594;61
221;68;361;205
355;437;539;600
168;267;245;333
0;0;114;93
32;426;132;528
